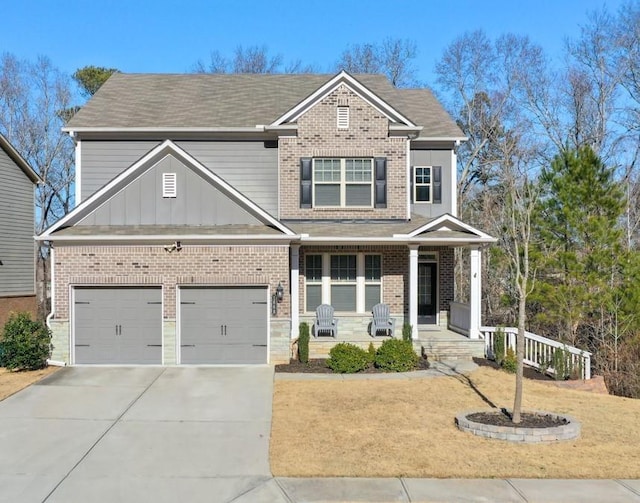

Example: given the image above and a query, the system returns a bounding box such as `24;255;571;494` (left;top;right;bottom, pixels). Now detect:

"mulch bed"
275;357;430;374
467;410;568;428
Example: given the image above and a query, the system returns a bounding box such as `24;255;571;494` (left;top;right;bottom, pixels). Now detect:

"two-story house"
39;71;495;365
0;133;41;327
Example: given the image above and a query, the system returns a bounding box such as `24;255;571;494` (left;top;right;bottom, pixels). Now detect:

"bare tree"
0;53;75;317
336;38;418;87
192;45;315;74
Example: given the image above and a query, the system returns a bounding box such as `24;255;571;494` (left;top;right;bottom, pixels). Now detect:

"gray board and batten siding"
76;154;263;227
410;149;454;218
0;146;35;296
80;141;279;215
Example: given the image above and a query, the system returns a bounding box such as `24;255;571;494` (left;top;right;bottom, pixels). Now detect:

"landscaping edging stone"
455;409;581;443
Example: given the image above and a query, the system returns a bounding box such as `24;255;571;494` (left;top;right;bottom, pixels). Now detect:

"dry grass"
0;366;59;401
270;366;640;478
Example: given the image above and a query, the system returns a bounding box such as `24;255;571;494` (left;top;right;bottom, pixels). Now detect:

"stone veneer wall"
51;244;291;364
279;84;408;220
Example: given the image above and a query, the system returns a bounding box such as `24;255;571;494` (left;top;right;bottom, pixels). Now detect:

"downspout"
45;244;65;366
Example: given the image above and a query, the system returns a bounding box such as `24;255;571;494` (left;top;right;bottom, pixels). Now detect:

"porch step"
417;335;485;361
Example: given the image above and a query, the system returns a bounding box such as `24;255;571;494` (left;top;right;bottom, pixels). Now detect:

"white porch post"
409;245;419;340
469;246;482;339
290;244;300;340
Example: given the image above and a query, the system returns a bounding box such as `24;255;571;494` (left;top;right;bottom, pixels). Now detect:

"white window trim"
313;158;373;208
305;253;382;313
414;165;432;203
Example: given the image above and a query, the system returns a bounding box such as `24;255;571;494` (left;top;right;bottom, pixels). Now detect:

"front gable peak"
270;71;417;128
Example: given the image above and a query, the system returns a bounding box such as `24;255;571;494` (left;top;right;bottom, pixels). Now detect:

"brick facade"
279;84;408;220
0;295;37;327
54;244;290;320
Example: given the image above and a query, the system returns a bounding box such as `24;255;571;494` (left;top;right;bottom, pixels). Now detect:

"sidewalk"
238;477;640;502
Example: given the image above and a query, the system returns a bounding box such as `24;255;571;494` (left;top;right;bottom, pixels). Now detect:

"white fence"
480;326;592;380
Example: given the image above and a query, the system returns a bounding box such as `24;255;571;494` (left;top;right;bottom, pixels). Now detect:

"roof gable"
0;133;41;184
396;214;496;241
40;140;295;238
270;71;417;128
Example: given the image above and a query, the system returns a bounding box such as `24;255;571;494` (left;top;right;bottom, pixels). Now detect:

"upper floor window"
414;166;431;202
313;158;373;207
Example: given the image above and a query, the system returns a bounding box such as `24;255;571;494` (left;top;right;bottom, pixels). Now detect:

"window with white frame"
305;253;382;312
313;158;373;207
364;255;382;310
414;166;431;202
305;254;323;312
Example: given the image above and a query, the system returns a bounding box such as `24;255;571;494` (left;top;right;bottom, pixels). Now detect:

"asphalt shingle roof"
66;73;463;138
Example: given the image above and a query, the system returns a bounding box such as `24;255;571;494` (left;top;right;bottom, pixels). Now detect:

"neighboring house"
0;133;41;327
39;71;495;365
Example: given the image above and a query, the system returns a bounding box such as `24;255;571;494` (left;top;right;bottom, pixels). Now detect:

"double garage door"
74;286;268;364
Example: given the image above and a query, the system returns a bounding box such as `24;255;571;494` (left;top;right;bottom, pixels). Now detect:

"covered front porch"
286;214;497;359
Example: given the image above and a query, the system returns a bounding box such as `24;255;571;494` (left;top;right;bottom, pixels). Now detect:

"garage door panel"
74;287;162;365
179;287;268;364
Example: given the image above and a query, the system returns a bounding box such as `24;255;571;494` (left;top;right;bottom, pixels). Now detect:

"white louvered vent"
337;106;349;129
163;173;177;198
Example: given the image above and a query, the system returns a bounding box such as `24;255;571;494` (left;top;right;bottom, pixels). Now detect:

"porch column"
409;244;419;340
290;244;300;340
469;246;482;339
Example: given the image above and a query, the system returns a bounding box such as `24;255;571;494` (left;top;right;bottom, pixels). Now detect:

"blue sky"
2;0;621;86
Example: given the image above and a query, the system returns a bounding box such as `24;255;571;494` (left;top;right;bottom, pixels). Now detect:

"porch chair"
370;303;396;337
314;304;338;338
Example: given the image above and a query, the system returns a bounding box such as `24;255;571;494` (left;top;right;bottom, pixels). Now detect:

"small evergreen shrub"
374;339;418;372
367;342;376;364
327;343;370;374
502;347;517;373
2;312;51;370
493;328;506;366
552;346;582;380
402;322;413;342
298;322;310;364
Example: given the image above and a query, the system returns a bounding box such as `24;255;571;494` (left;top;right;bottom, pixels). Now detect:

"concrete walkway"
0;365;638;502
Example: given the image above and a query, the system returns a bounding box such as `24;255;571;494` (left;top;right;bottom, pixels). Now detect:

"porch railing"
449;301;471;334
480;326;592;380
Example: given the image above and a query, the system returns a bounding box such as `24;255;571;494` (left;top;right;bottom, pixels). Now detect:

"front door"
418;262;437;325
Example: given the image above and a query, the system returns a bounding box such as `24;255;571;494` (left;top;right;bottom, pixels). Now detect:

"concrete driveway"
0;366;277;503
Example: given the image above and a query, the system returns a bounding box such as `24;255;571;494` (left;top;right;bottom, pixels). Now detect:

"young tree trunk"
512;292;527;423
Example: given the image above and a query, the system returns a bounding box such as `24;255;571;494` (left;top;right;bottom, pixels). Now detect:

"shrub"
502;347;517;373
367;342;376;363
551;346;582;380
402;322;413;342
493;328;506;366
2;312;51;370
374;339;418;372
327;343;370;374
298;322;310;364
